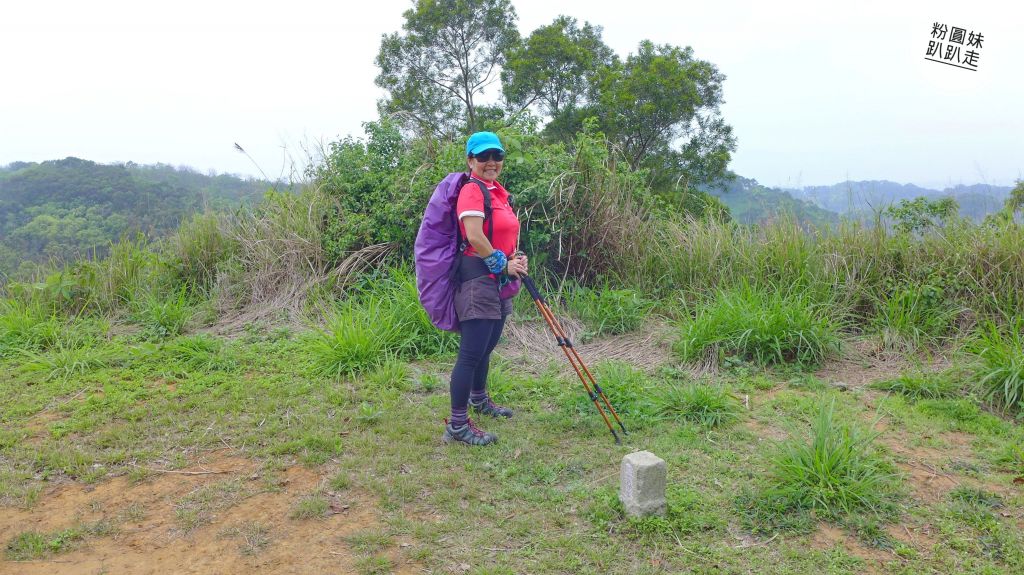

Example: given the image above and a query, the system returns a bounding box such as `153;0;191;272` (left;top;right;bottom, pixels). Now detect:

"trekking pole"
520;274;628;444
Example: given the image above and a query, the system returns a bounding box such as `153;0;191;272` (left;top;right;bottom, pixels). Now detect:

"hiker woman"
443;131;528;446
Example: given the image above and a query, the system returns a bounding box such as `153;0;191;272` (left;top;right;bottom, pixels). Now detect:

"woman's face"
468;149;504;181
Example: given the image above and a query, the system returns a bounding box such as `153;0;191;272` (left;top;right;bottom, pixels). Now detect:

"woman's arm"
462;216;495;258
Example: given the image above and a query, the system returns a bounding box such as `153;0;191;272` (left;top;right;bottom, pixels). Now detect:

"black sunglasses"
472;149;505;162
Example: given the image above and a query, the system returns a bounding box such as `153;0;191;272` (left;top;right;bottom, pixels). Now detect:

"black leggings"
450;316;507;410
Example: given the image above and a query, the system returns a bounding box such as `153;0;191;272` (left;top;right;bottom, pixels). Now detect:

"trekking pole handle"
520;274;543;302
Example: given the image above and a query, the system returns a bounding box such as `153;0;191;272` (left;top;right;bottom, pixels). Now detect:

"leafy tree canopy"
375;0;520;137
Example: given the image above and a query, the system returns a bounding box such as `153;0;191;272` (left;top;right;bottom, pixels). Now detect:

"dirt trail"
1;452;420;575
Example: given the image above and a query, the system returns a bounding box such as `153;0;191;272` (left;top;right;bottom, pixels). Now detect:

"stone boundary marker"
620;450;667;517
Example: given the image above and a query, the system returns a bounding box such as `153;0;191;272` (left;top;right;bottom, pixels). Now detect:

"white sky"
2;0;1020;189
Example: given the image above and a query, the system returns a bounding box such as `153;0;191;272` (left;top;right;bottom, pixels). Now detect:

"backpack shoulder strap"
467;176;494;244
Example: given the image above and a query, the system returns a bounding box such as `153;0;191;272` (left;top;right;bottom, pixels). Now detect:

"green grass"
4;281;1024;573
651;382;743;427
762;399;900;519
870;369;961;401
871;283;959;350
306;270;458;379
967;318;1024;412
291;492;329;519
561;284;654;340
674;283;842;369
5;520;115;560
132;286;193;339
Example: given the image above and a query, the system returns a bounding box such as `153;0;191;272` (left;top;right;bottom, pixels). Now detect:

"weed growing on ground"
174;480;246;533
18;336;114;381
949;486;1004;509
871;282;959;351
364;359;412;392
561;284;654;340
165;334;238;372
4;520;114;561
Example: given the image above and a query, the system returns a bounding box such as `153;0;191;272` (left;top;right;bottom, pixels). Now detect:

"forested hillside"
788;180;1012;221
706;175;841;228
0;158;272;278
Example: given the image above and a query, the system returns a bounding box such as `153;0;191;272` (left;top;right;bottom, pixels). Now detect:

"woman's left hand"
506;257;527;278
509;253;528;277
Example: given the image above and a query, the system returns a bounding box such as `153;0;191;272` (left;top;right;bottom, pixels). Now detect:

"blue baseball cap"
466;131;504;157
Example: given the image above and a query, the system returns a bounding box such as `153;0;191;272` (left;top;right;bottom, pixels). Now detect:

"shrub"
674;283;841;369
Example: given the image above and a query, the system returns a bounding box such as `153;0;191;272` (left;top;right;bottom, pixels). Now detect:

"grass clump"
562;284;653;340
762;400;900;520
949;486;1004;509
132;287;193;339
651;382;743;427
871;282;959;350
291;492;330;520
4;521;113;560
0;299;66;355
306;270;457;379
967;318;1024;412
870;369;961;401
165;333;238;372
674;283;841;370
559;361;657;428
19;335;114;381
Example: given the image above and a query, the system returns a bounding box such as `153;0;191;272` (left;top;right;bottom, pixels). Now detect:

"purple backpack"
414;172;520;332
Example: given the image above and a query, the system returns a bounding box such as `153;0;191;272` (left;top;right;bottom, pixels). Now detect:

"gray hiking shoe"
470;396;514;419
442;418;497;446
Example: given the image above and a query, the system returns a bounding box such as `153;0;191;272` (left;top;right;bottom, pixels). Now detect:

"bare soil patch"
813;337;953;391
1;451;420;574
809;523;894;573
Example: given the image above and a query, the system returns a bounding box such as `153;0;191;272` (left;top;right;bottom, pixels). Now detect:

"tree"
594;41;735;184
375;0;520;137
885;196;960;234
501;16;614;122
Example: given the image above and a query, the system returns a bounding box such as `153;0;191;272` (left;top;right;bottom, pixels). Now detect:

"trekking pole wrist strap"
483;250;507;274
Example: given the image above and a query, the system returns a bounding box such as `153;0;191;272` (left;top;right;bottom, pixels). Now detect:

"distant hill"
785;180;1012;222
0;158;275;279
706;175;841;229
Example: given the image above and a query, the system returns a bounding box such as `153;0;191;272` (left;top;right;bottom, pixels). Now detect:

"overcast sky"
2;0;1020;189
